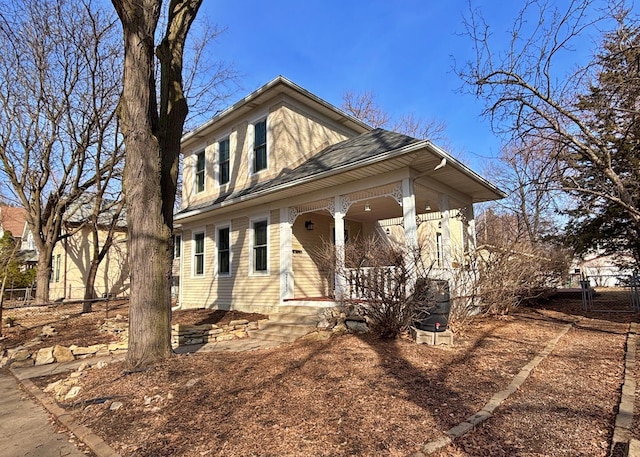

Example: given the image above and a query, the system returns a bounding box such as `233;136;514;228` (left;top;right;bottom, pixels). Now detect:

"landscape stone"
34;347;55;365
40;325;57;337
10;348;31;362
64;386;82;400
10;359;35;368
229;319;249;326
345;320;369;333
110;401;123;411
53;345;75;363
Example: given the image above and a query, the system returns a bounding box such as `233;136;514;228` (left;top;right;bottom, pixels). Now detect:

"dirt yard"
4;290;638;456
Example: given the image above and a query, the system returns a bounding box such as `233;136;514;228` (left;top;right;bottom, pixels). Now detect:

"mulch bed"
15;290;640;456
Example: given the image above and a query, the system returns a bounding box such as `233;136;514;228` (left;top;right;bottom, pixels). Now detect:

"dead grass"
12;290;639;456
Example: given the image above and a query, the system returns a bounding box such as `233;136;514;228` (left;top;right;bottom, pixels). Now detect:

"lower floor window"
194;232;205;276
253;220;268;272
218;227;230;274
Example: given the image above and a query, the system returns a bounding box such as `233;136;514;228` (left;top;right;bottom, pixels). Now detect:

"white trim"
215;221;232;277
191;227;206;278
280;207;293;302
333;196;347;300
249;213;270;276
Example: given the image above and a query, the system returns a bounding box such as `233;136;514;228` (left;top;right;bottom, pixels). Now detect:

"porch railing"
346;266;407;301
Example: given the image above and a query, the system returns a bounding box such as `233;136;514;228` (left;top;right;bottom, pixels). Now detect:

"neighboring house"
0;205;38;269
174;76;505;313
569;249;636;288
48;198;129;301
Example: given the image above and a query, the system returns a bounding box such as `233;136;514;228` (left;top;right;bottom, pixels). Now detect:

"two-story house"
174;76;505;314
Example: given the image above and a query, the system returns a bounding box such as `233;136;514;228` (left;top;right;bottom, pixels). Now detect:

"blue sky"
198;0;542;172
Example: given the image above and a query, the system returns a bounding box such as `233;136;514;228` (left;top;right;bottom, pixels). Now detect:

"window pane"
195;254;204;275
220;162;229;184
255;246;267;271
254;120;266;145
254;220;267;246
219;228;229;250
195;233;204;254
219;251;230;274
254;145;267;172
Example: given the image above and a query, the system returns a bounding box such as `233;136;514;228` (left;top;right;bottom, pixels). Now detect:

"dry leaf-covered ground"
16;290;639;456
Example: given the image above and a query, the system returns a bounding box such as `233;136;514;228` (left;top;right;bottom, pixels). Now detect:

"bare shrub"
314;236;437;339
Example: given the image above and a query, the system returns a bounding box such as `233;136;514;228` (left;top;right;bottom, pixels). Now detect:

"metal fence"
578;273;640;312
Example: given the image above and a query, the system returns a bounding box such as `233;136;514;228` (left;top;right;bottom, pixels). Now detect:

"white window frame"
248;113;269;176
249;214;270;276
216;222;232;277
194;150;206;194
192;228;206;277
215;134;231;187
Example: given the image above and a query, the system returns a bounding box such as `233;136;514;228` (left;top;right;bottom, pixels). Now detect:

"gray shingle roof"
179;129;420;214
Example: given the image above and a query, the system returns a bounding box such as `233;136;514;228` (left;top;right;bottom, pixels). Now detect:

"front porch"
279;177;477;305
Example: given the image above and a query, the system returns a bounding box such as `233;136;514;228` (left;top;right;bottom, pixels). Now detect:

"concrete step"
248;325;315;343
258;322;316;336
278;303;334;315
267;313;321;325
246;304;334;343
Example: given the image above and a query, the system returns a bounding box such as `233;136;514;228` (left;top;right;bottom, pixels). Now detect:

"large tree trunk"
112;0;202;369
83;259;99;313
35;249;53;304
112;0;168;369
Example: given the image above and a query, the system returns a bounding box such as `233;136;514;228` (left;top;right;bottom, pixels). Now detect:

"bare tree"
110;0;204;369
0;0;123;304
341;90;447;141
458;0;640;261
490;138;564;243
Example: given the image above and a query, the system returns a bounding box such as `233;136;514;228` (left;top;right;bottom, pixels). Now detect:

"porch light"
364;203;371;212
425;202;431;211
305;220;314;231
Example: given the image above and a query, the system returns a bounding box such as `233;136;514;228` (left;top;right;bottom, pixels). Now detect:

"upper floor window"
195;150;205;193
253;119;267;173
218;226;230;275
193;231;205;276
253;219;268;273
218;138;230;185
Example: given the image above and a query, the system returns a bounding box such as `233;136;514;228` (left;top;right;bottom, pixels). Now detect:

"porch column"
279;207;294;303
464;205;476;254
401;178;419;252
438;193;452;269
402;178;419;287
333;195;347;300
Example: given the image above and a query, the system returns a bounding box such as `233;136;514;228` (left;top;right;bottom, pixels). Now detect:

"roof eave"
175;141;427;222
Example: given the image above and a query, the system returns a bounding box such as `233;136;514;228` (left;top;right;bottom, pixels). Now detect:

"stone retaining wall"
0;318;257;368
